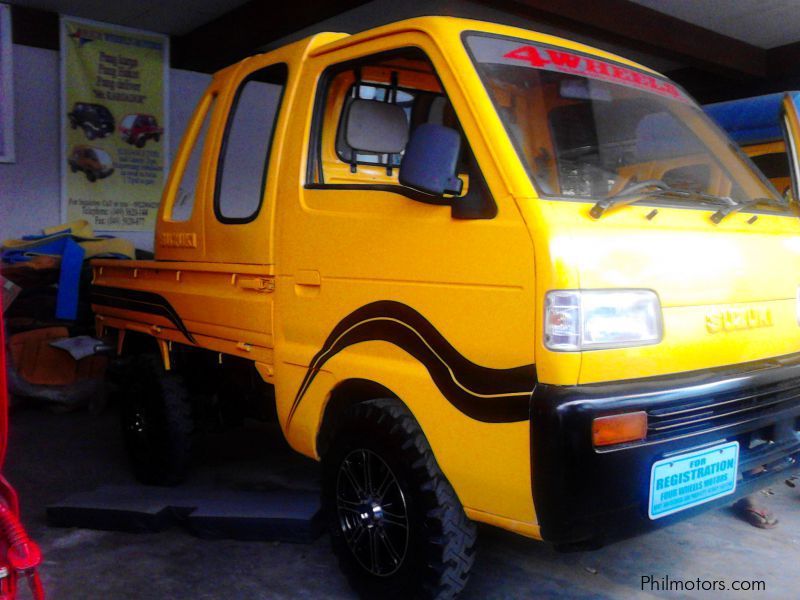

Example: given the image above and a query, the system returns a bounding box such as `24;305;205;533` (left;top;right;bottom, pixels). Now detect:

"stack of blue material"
705;92;800;145
1;220;134;320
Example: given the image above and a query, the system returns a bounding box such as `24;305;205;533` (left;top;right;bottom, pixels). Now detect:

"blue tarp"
705;92;800;146
2;232;130;321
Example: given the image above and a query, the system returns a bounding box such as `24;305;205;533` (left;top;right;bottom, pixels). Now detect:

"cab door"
274;34;539;524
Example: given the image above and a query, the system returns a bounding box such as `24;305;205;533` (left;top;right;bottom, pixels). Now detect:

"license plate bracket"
648;441;739;520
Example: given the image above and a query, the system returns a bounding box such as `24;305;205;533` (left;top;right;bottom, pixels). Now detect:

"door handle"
237;277;274;292
295;270;321;287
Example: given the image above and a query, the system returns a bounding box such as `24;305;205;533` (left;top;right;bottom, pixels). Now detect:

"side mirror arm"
444;176;463;196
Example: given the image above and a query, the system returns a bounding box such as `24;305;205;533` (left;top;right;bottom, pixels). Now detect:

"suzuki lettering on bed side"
467;36;690;104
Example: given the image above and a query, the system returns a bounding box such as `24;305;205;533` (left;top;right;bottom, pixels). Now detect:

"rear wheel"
120;354;194;486
85;127;96;140
86;171;96;182
322;399;476;599
135;137;145;148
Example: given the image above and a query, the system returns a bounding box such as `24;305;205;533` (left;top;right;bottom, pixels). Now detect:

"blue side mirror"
399;124;463;197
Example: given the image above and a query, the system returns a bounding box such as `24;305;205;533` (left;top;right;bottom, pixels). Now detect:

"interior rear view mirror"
400;124;463;197
559;79;611;102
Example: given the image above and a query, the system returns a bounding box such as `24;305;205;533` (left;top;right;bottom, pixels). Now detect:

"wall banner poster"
61;17;168;231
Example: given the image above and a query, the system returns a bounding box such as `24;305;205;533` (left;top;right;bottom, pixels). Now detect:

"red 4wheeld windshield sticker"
466;35;692;104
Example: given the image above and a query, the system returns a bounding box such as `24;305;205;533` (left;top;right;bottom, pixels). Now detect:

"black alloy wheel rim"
336;449;409;576
127;409;147;438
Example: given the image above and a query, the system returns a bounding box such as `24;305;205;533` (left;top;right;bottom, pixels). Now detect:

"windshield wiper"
663;189;735;207
590;180;671;219
710;197;790;224
591;181;739;220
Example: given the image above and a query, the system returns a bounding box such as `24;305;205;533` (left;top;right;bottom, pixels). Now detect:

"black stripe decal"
288;301;535;424
90;285;197;344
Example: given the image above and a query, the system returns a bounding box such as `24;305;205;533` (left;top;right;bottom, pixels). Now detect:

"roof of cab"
307;16;664;77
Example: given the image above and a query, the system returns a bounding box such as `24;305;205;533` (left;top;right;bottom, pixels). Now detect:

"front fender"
276;340;536;526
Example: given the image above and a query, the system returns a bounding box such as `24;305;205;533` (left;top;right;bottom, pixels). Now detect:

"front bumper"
531;352;800;547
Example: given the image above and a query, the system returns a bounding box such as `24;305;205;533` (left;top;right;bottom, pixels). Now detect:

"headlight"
544;289;662;351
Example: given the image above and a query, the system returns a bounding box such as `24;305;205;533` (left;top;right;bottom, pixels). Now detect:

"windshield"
465;34;783;208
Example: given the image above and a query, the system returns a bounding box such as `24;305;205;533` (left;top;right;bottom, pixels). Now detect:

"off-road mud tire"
120;354;194;486
322;398;476;599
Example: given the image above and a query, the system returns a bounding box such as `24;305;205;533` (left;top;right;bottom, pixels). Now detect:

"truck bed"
91;259;275;370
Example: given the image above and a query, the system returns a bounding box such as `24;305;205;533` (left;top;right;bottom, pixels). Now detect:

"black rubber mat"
47;485;323;542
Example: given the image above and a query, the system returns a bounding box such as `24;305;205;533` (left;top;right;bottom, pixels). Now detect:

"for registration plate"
648;441;739;520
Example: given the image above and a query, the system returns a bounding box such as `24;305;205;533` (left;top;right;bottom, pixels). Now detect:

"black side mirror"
399;124;463;196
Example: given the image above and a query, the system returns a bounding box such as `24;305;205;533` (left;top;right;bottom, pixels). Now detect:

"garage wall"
0;44;211;252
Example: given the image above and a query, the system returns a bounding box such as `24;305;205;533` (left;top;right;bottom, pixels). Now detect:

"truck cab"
91;17;800;598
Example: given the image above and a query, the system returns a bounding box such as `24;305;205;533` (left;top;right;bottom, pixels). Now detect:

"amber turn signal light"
592;411;648;447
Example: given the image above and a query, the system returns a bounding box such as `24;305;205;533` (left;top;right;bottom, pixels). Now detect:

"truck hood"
540;201;800;384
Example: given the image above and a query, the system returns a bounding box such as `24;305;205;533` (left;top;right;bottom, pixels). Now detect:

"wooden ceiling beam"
172;0;370;73
8;0;776;83
477;0;766;78
766;40;800;78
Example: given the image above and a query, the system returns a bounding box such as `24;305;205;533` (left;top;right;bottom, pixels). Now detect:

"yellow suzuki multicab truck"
90;17;800;599
705;92;800;201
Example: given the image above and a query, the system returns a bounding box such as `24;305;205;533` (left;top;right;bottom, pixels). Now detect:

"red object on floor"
0;315;44;599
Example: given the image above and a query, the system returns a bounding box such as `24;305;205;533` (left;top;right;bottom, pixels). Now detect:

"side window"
215;63;288;223
170;94;216;222
308;48;446;186
307;49;497;218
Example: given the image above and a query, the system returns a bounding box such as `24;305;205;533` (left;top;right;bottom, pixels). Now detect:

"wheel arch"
316;378;402;459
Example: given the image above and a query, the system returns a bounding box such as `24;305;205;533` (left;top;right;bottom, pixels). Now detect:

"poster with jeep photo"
61;16;168;231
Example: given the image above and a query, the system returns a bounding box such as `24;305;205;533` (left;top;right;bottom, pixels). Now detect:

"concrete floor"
5;405;800;599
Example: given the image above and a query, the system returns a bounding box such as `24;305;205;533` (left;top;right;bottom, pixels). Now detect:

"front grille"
646;377;800;443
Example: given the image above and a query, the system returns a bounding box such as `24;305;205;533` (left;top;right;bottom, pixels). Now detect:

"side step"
46;484;323;543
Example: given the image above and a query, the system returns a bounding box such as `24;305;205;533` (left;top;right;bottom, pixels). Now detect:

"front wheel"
322;399;476;599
